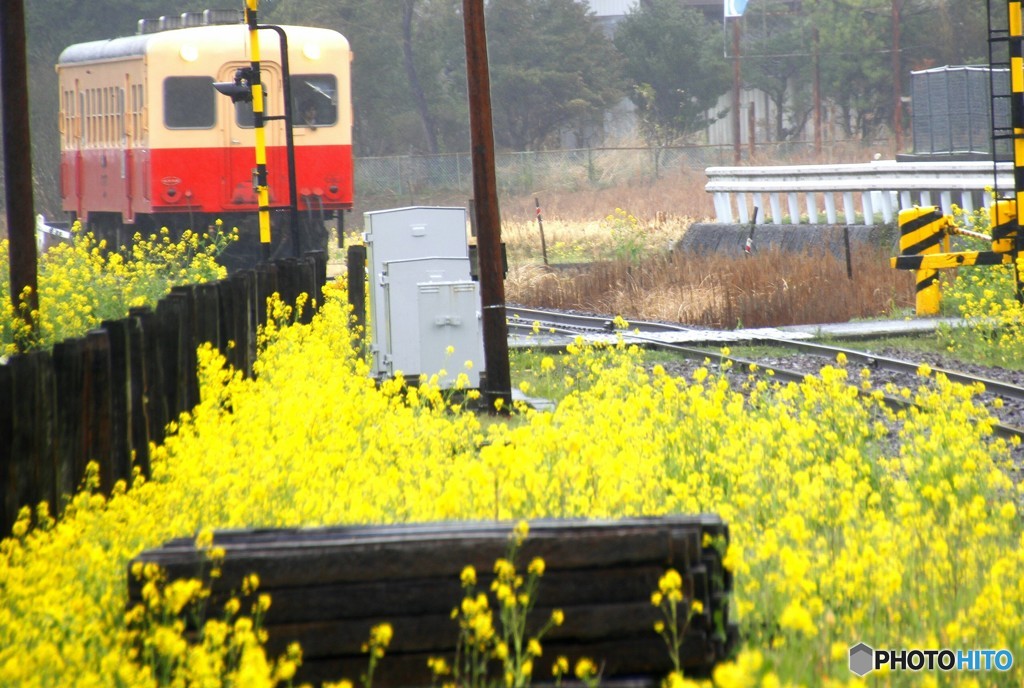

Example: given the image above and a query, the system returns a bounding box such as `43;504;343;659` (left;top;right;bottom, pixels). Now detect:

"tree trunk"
402;0;439;154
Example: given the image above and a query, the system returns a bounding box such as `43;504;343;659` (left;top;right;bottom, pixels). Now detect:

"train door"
218;63;283;208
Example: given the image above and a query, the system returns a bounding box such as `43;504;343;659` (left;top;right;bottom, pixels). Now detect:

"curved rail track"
506;306;1024;442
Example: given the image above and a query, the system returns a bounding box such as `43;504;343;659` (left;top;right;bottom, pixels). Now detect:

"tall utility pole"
732;18;742;164
891;0;902;154
463;0;512;412
2;0;39;343
813;26;822;156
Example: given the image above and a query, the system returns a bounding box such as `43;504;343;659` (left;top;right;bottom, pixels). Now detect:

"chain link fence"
355;145;749;199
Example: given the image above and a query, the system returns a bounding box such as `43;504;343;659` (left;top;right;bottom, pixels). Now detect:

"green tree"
740;1;813;141
807;0;897;139
614;0;729;145
485;0;625;151
267;1;413;156
397;0;471;154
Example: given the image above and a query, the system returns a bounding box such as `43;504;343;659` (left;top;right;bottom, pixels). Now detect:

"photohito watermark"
849;643;1014;677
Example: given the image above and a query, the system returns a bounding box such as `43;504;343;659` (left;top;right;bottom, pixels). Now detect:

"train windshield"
164;77;215;129
234;74;337;129
292;75;337;128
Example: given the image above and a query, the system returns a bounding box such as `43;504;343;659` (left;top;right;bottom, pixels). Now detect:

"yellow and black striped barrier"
890;205;1015;316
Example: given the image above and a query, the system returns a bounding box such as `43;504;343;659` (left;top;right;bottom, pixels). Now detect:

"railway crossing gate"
892;0;1024;315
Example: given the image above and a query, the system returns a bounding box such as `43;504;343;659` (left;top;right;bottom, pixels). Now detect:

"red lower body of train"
61;142;353;271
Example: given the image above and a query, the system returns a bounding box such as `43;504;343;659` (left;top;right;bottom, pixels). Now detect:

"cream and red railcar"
56;11;353;269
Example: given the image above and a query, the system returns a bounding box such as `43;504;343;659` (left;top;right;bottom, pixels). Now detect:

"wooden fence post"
305;249;327;312
169;286;200;412
298;254;317;323
216;278;240;372
0;362;12;534
8;353;57;523
35;353;58;517
195;282;222;351
278;259;300;317
255;262;279;330
132;307;169;451
232;270;257;374
101;318;134;485
84;329;114;493
126;311;151;479
52;337;86;496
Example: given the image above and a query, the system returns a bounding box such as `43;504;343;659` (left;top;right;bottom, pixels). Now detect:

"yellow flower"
513;520;530;543
575;658;598;681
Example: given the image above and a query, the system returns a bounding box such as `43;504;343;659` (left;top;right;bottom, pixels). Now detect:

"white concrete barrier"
705;160;1013;225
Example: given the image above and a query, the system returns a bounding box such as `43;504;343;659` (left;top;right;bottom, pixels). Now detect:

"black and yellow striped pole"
1009;0;1024;300
990;197;1017;254
893;207;946;315
245;0;271;255
892;205;1013;315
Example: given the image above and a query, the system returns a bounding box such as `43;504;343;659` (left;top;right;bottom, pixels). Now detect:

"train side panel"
58;56;148;223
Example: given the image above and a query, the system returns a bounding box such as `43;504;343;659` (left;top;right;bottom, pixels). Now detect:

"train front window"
164;76;215;129
293;75;337;127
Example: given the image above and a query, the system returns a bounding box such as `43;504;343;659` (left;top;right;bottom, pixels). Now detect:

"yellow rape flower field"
0;223;229;354
2;273;1024;687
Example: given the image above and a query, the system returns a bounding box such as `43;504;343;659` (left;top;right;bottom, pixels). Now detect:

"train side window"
164;76;215;129
292;74;337;127
132;84;144;145
118;88;125;142
80;92;87;146
233;85;269;129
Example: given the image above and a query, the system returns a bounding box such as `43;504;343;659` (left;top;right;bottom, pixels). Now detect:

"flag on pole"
724;0;748;18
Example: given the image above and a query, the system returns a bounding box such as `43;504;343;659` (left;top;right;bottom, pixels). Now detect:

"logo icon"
849;643;874;677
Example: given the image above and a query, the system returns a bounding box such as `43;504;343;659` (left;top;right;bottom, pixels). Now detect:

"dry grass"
506;247;914;329
498;166;716;224
496;166;915;328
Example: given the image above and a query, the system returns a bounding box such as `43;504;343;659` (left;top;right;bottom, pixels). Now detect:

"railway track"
505;306;1024;442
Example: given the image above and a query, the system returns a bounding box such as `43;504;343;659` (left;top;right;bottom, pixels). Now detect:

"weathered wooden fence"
130;517;738;686
0;252;328;536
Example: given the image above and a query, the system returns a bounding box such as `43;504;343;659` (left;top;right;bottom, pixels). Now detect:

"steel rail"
507;305;698;334
508;306;1024;404
755;338;1024;403
506;308;1024;441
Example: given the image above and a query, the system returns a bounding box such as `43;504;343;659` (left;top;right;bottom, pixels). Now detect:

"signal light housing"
213;67;254;103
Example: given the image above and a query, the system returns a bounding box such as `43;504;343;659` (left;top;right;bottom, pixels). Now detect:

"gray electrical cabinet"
363;207;484;388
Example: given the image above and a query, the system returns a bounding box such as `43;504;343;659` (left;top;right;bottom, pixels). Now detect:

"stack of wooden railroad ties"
130;517;738;686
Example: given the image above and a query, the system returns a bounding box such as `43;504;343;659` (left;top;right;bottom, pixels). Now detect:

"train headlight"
302;42;321;61
179;44;199;62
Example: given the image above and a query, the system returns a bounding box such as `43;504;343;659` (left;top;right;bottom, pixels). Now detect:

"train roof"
58;34;154;64
57;22;347;65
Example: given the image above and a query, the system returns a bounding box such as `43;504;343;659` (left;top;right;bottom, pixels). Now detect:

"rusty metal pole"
813;26;822;156
2;0;39;343
891;0;902;154
463;0;511;412
732;18;742;165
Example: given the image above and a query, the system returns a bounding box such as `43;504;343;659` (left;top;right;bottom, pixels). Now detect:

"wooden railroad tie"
129;516;737;686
